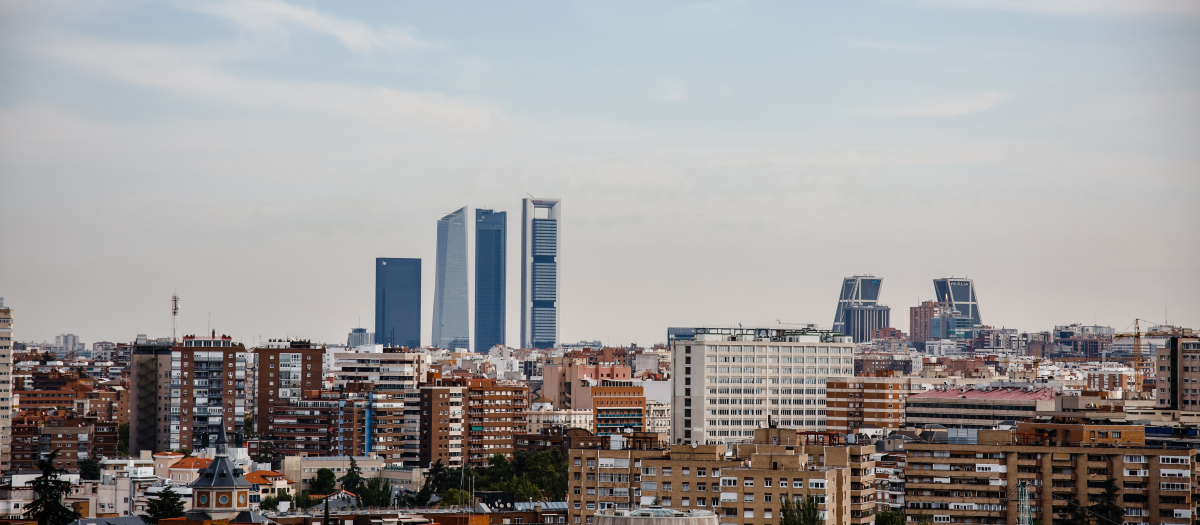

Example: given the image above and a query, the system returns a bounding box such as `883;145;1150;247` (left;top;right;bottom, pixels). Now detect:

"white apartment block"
670;327;855;445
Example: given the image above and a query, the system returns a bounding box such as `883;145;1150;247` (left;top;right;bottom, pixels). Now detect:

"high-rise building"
521;198;561;349
668;326;855;444
130;333;249;452
908;300;946;346
433;207;469;350
347;328;373;347
0;299;13;469
1155;336;1200;410
932;277;982;325
831;275;882;335
253;339;326;441
841;304;890;343
475;208;507;352
55;333;82;354
375;257;421;349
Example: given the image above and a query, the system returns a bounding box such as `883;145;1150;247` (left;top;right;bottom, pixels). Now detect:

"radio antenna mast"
171;294;180;342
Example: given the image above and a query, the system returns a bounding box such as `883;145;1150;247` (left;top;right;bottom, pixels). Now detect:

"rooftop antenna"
171;294;180;343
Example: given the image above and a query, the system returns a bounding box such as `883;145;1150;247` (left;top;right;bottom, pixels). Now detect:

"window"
743;510;754;518
743;494;754;502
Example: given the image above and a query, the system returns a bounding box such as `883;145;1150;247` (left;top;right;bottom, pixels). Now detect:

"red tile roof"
170;457;213;469
244;470;290;484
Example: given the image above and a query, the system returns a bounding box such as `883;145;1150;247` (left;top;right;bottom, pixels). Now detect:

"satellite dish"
691;442;698;449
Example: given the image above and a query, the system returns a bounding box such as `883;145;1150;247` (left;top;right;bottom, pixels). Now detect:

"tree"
1086;479;1122;525
440;489;471;507
179;448;193;458
117;422;130;457
139;486;187;525
500;475;544;502
339;457;365;495
482;454;513;487
310;468;338;495
912;513;933;525
358;475;393;508
78;458;102;481
259;495;279;512
522;451;567;500
24;449;82;525
244;415;257;438
294;491;316;511
877;511;905;525
780;494;822;525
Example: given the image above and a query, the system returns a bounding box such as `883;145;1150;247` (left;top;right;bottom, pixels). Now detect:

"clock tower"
185;425;253;521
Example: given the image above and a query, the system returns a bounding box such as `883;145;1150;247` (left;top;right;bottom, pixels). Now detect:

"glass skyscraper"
832;275;882;335
375;258;421;349
475;208;506;352
933;277;982;325
433;207;470;350
521;198;560;349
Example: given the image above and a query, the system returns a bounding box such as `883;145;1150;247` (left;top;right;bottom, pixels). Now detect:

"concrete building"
842;305;891;344
906;421;1192;525
825;375;993;434
441;377;529;468
527;407;595;433
543;361;633;409
130;334;249;452
418;384;466;468
647;401;671;440
375;257;421;349
253;340;326;438
521;197;561;349
281;455;384;493
567;428;877;525
668;326;855;444
0;299;13;469
475;208;508;353
1154;336;1200;410
433;207;470;350
909;301;947;348
347;328;373;348
571;379;647;436
905;385;1057;429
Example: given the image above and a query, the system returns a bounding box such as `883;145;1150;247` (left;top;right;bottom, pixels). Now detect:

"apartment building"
419;384;466;468
527;406;594;433
648;402;672;440
0;300;14;469
905;422;1194;525
826;375;994;434
543;360;633;409
669;327;855;444
1155;336;1200;410
905;386;1057;430
444;378;528;468
254;340;327;436
567;428;878;525
9;418;117;471
130;333;249;452
573;379;647;436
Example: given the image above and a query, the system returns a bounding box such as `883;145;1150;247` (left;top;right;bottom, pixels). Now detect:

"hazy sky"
1;0;1197;349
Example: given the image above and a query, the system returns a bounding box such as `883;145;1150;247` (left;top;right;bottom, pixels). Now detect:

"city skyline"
0;2;1196;347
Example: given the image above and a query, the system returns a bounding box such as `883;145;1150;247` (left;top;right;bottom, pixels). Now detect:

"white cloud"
915;0;1200;16
867;91;1010;118
180;0;437;52
33;36;502;133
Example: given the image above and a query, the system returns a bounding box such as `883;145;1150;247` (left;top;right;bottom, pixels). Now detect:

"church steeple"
185;427;253;522
215;423;229;457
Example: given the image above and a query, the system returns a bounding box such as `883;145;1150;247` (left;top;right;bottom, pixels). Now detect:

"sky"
1;0;1197;349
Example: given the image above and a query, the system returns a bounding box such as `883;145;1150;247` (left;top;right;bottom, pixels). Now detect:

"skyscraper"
433;207;469;350
475;208;507;352
832;275;882;335
376;258;421;348
347;328;373;347
521;198;561;349
933;277;982;325
842;304;891;343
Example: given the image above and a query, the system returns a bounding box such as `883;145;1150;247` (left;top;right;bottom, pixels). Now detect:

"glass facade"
433;207;470;350
475;208;506;352
832;275;882;335
375;257;421;348
522;198;561;349
933;278;982;325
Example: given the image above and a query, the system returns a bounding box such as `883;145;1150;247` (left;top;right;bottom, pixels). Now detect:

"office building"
841;304;890;343
832;275;882;335
1155;336;1200;410
375;257;421;349
347;328;373;347
0;299;12;469
433;207;470;350
130;333;249;452
475;208;507;352
905;385;1056;429
906;422;1190;525
521;198;561;349
669;326;855;444
932;277;982;325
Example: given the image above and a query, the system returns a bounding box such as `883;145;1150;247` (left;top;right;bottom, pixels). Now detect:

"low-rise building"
904;386;1057;429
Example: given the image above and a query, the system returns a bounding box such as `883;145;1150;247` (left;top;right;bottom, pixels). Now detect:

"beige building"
826;375;993;434
0;300;13;469
282;455;385;492
906;421;1194;525
528;407;595;433
648;402;671;440
568;428;877;525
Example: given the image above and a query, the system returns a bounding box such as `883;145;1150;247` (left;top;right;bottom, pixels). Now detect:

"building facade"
905;386;1056;429
434;207;470;350
1155;336;1200;410
0;300;12;469
375;257;421;349
521;198;561;349
669;326;855;445
842;305;891;344
932;278;982;326
832;276;882;337
476;208;507;353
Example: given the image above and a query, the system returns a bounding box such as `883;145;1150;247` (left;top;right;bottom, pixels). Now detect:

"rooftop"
909;386;1056;401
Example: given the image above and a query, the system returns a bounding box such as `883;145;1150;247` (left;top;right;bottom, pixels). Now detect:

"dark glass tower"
933;277;982;325
475;209;507;352
521;198;561;349
832;275;882;335
433;207;469;350
376;258;421;348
